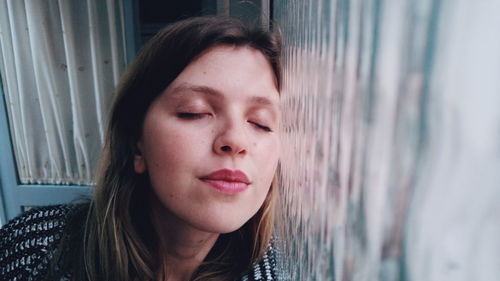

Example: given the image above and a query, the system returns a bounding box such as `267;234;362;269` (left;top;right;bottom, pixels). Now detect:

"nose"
213;121;248;156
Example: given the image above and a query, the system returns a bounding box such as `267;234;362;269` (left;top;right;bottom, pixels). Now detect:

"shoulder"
0;204;86;281
238;241;279;281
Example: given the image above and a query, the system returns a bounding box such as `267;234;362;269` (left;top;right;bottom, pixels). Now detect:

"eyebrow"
169;83;278;108
170;83;222;98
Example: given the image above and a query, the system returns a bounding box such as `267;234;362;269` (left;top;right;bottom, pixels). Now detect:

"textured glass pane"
273;0;500;280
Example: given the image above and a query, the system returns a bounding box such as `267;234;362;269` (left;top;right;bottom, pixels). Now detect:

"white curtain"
0;0;127;185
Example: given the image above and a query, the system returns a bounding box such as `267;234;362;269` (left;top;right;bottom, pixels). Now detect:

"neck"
150;197;219;281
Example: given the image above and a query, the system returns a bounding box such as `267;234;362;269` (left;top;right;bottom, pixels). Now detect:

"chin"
190;214;252;234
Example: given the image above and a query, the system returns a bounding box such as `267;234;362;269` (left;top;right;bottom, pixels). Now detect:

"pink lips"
200;169;251;194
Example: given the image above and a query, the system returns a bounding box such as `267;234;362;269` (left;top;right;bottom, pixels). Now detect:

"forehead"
164;45;280;105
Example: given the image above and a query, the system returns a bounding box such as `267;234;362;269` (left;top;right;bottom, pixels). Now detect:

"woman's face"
135;45;280;234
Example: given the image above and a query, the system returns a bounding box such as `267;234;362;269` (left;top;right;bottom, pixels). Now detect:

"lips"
200;169;251;193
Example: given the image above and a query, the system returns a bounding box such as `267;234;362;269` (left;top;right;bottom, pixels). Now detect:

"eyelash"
250;122;272;132
177;113;272;132
177;112;207;119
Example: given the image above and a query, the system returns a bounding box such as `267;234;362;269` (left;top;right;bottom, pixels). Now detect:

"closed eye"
250;121;272;132
177;112;209;119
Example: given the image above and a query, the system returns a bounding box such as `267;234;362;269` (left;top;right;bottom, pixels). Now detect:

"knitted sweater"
0;204;278;281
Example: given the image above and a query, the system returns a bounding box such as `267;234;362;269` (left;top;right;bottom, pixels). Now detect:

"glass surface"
273;1;500;280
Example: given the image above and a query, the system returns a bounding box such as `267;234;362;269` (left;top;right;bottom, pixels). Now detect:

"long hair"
71;16;281;281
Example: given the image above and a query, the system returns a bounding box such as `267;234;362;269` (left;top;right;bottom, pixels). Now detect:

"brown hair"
73;16;281;281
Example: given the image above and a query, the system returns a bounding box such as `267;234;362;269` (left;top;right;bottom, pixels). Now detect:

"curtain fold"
0;0;127;185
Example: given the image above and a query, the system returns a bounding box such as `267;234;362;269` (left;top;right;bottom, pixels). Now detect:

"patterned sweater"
0;204;278;281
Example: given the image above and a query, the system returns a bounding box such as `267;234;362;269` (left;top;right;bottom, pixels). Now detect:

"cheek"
260;136;280;160
255;136;280;180
141;120;209;170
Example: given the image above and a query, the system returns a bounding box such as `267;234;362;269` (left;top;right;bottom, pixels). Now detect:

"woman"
0;16;282;281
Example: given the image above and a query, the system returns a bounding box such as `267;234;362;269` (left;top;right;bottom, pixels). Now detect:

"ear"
133;141;146;174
